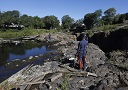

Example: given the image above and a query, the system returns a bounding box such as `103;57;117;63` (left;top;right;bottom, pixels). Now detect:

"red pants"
77;55;86;69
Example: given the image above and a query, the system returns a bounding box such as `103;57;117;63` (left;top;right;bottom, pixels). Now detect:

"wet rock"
29;56;33;59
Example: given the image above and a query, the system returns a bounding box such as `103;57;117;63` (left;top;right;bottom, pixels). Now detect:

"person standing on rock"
48;33;51;40
77;33;88;70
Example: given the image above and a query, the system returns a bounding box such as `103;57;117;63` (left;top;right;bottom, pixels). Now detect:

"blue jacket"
77;39;88;56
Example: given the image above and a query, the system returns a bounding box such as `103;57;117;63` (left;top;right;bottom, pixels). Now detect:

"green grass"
92;24;121;31
61;74;69;90
85;24;124;37
0;28;61;38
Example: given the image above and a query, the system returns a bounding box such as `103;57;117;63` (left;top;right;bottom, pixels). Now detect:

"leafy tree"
83;9;102;29
95;9;102;18
118;14;126;23
0;11;2;26
32;16;45;29
0;10;20;30
39;18;45;29
113;14;120;24
75;18;84;26
125;13;128;20
71;18;84;29
20;14;34;28
94;9;102;26
1;10;20;24
104;8;116;24
43;15;60;30
83;12;98;29
61;15;74;29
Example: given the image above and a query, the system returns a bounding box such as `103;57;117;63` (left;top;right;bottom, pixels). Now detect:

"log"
58;64;97;77
63;71;88;77
20;80;45;85
59;64;78;72
87;72;97;77
24;70;53;90
48;73;62;82
65;72;97;77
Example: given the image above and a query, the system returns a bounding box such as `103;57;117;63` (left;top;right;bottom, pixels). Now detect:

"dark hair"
80;33;85;40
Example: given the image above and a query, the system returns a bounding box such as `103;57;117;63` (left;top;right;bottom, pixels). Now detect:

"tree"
94;9;102;26
104;8;116;24
43;15;60;30
125;13;128;20
20;14;34;28
32;16;45;29
0;10;2;26
83;9;102;29
95;9;102;18
71;18;84;29
118;14;126;23
83;12;98;29
61;15;74;29
113;14;120;24
0;10;21;30
2;10;20;24
75;18;84;26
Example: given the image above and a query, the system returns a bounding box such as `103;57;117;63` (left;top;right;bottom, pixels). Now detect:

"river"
0;40;56;82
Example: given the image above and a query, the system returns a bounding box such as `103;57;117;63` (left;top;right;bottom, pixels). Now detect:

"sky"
0;0;128;22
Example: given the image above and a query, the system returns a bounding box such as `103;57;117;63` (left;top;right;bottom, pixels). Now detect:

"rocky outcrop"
38;32;76;42
90;27;128;53
0;32;128;90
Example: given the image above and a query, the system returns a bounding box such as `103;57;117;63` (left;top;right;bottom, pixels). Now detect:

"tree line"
0;7;128;30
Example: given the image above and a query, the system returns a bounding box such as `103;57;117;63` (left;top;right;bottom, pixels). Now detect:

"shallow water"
0;41;56;82
0;41;48;65
7;46;46;62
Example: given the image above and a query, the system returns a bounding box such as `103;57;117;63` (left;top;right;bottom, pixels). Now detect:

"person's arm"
76;42;80;55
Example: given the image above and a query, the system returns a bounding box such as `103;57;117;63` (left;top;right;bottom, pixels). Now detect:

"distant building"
1;23;24;30
8;23;24;28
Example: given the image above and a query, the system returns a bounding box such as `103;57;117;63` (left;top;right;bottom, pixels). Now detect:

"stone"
29;56;33;59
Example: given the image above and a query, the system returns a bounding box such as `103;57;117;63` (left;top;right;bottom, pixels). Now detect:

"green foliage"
103;8;116;24
93;24;121;31
85;24;122;37
0;9;128;34
61;74;69;90
61;15;74;29
83;9;102;29
125;12;128;20
118;14;126;23
0;10;20;25
43;15;60;30
83;13;97;29
0;10;59;30
0;28;61;38
113;14;120;24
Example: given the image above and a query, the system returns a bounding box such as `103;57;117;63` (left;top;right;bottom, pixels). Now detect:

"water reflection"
0;41;47;65
8;46;46;62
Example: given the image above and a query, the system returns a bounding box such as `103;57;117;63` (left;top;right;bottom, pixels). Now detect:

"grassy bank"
0;28;60;38
85;23;127;37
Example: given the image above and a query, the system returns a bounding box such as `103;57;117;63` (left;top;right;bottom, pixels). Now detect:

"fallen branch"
20;80;45;85
48;73;62;82
59;64;78;72
87;72;97;77
23;70;53;90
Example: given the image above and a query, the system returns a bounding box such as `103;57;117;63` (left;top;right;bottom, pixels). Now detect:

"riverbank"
0;32;128;90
